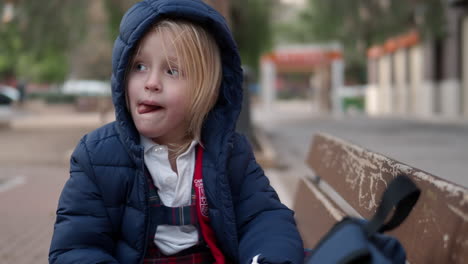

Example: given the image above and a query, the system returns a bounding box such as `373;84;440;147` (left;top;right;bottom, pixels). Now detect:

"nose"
145;70;162;92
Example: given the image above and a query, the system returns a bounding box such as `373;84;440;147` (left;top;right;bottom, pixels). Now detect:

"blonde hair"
128;19;222;155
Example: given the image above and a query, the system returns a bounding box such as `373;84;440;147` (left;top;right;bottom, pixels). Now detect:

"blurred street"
1;101;467;263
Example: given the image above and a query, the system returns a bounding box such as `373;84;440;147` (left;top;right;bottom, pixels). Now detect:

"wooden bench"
293;133;468;264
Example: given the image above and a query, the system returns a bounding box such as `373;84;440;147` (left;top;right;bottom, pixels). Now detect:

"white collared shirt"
140;135;199;255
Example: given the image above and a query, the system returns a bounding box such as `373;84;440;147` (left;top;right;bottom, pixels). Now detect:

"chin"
134;121;159;138
137;128;161;139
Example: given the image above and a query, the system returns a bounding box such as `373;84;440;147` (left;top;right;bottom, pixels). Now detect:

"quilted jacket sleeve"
233;135;304;264
49;138;119;264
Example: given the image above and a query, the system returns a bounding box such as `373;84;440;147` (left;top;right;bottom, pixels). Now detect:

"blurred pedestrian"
16;79;27;105
49;0;303;263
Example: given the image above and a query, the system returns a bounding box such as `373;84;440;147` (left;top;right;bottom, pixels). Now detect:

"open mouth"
137;102;164;114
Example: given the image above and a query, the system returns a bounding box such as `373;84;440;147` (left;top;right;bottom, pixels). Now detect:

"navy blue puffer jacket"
49;0;303;263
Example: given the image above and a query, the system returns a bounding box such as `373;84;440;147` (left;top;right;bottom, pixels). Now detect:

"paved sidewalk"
0;166;66;264
252;100;468;208
0;106;109;264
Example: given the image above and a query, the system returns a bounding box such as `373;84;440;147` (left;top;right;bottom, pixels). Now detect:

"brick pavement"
0;105;108;264
0;166;66;264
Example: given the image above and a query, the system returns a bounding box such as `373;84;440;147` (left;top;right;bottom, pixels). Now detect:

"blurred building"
260;44;343;113
366;1;468;119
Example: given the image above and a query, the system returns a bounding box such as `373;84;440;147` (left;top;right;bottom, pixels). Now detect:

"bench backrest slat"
302;133;468;264
293;177;345;248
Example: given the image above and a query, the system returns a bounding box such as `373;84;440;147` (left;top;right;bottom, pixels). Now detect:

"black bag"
305;175;420;264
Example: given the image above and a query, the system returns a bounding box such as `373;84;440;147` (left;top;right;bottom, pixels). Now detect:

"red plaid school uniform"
143;166;215;264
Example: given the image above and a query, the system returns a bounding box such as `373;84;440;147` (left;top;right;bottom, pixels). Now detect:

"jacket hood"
111;0;243;156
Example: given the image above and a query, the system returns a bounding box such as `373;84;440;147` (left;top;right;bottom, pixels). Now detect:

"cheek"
166;93;190;122
126;81;139;105
174;83;190;106
175;93;190;113
125;93;139;120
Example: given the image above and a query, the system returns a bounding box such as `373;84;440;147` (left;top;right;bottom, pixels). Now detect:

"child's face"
127;29;190;146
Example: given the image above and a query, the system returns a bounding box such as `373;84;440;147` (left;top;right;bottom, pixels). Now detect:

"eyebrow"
165;55;178;62
132;52;179;65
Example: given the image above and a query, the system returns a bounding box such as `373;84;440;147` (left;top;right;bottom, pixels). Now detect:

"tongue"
138;104;161;114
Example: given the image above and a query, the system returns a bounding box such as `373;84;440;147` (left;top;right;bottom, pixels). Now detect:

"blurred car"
0;85;19;105
62;80;111;96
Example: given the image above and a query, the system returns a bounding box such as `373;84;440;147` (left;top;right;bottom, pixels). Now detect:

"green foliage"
0;22;21;77
231;0;274;74
0;0;86;83
277;0;447;83
18;0;86;57
17;51;69;83
104;0;139;41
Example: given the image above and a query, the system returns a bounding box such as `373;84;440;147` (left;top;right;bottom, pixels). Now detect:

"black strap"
365;175;421;236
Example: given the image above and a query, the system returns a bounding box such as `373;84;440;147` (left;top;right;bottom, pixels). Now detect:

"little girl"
49;0;303;263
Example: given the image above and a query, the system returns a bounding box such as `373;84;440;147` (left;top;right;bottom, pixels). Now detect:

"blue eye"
167;68;179;76
134;63;147;71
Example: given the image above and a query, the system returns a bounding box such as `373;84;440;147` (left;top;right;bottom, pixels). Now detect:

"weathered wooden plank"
306;133;468;264
293;177;344;249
